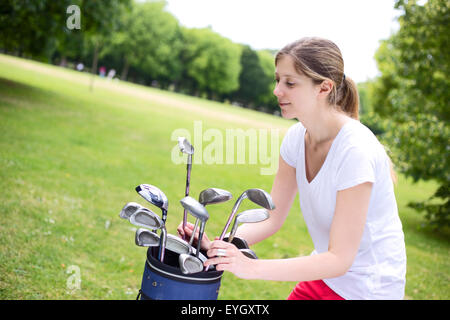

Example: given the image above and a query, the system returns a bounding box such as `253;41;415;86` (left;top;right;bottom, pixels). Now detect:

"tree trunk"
89;42;99;92
120;57;130;81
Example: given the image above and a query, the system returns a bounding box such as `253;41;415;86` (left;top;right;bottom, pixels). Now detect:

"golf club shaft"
196;221;205;259
189;218;200;246
219;194;245;240
158;226;167;262
182;155;192;240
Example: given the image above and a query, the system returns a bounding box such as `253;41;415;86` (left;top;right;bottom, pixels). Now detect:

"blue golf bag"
137;246;223;300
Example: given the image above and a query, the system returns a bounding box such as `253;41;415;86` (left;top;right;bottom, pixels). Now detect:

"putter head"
246;188;276;210
178;137;194;155
129;208;163;230
198;188;232;206
119;202;142;220
179;253;203;274
135;228;159;247
135;184;168;212
180;196;209;222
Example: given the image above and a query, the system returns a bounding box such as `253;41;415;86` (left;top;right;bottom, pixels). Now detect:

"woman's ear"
318;79;334;98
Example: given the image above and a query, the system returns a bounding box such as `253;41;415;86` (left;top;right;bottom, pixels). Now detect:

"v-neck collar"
302;120;353;186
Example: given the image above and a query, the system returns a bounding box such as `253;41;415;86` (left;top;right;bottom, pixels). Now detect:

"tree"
372;0;449;228
0;0;130;63
230;45;270;108
0;0;71;60
256;50;278;113
180;27;242;99
102;0;183;87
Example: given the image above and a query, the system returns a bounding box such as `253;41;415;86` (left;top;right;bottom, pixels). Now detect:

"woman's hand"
204;239;257;280
176;221;212;251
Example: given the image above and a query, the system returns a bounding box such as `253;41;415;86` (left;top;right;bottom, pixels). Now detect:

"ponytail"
336;75;359;120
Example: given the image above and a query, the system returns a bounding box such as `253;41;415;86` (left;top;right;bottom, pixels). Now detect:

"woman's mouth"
279;102;290;108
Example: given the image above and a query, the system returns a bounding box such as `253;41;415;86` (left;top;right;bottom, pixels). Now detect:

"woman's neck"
301;107;351;147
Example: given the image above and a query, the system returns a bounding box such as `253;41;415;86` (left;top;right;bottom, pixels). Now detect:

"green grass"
0;54;448;300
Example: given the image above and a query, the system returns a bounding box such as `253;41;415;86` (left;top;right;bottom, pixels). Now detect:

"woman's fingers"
176;221;196;238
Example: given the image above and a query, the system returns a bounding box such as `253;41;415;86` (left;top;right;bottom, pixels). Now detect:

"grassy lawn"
0;54;448;300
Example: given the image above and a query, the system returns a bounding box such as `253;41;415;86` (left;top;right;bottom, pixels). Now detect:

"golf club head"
119;202;142;220
198;188;232;206
178;137;194;155
129;208;164;230
235;208;270;224
135;184;169;212
246;189;276;210
228;208;269;243
179;253;203;274
135;228;159;247
223;236;250;250
218;188;274;241
166;234;192;255
240;248;258;259
180;196;209;222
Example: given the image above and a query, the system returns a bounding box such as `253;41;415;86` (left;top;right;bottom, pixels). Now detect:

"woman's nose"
273;83;283;98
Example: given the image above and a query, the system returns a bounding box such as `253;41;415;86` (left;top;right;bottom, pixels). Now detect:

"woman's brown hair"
275;37;360;120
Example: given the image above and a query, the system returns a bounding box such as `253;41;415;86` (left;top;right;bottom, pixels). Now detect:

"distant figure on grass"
179;37;406;300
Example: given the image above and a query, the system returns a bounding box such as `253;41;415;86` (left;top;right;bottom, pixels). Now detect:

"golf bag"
137;246;223;300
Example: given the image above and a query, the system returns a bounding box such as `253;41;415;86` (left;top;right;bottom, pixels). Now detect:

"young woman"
178;37;406;300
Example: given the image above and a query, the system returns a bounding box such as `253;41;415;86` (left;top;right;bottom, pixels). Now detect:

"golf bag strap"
136;289;153;300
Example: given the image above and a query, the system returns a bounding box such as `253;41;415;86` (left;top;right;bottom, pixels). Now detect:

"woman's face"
273;55;319;120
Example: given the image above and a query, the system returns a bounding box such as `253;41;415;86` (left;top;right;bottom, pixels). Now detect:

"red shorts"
288;280;345;300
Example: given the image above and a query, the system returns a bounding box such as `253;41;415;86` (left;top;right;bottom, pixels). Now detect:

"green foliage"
0;0;71;59
256;50;278;111
180;27;242;97
102;0;183;86
230;45;271;108
0;0;130;60
373;0;450;228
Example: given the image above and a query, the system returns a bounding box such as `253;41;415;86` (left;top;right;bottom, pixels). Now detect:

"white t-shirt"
280;119;406;300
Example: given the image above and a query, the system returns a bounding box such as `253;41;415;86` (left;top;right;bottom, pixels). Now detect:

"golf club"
227;208;270;243
119;202;143;220
180;196;209;259
135;184;169;224
129;208;167;262
179;253;203;274
188;188;232;247
135;228;159;247
240;248;258;259
166;233;192;255
178;137;194;240
219;188;275;240
206;188;274;271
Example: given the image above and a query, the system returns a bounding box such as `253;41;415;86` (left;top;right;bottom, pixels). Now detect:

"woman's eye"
286;81;295;87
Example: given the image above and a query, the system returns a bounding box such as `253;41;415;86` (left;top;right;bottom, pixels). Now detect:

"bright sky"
165;0;401;83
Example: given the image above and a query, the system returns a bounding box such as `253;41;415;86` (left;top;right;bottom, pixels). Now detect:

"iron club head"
228;208;270;243
135;228;159;247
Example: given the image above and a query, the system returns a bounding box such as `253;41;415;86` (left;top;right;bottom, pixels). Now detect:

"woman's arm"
233;155;298;245
205;181;373;281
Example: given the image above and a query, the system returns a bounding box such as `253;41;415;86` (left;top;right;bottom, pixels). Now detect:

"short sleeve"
335;146;376;191
280;122;304;168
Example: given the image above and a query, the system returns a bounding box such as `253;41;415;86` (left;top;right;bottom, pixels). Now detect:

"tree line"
0;0;448;229
0;0;279;113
